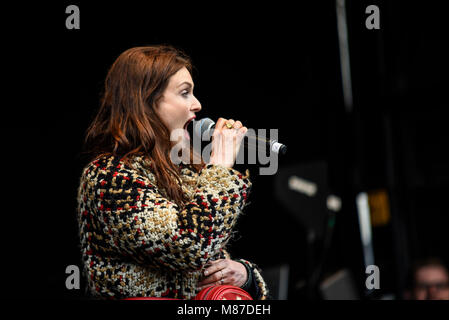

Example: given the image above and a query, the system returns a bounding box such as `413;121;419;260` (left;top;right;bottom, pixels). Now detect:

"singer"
77;45;268;300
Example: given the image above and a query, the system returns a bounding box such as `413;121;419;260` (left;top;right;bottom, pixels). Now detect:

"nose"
427;286;439;299
191;96;202;112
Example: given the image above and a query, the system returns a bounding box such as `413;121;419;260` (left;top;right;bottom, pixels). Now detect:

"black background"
5;1;448;299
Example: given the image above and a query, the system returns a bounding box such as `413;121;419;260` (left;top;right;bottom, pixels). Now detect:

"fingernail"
204;271;208;276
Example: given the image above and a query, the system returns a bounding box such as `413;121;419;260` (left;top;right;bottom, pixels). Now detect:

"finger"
239;126;248;134
215;118;227;133
198;260;226;287
198;269;228;287
203;259;227;276
212;118;228;142
199;270;230;288
233;121;243;129
226;119;235;129
236;126;248;138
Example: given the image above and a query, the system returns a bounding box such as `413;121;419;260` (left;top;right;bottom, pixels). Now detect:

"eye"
181;89;191;97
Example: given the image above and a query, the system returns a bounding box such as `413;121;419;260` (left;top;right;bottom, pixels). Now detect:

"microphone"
192;117;287;155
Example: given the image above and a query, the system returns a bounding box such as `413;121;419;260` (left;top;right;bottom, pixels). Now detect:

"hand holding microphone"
208;118;248;168
193;117;287;169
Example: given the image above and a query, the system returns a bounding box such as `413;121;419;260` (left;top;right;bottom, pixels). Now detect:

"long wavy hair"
83;45;205;209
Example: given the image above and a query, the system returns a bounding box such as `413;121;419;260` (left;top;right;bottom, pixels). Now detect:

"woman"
77;45;268;300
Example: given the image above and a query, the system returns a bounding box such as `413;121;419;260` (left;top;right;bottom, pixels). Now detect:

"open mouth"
183;118;193;130
183;118;195;140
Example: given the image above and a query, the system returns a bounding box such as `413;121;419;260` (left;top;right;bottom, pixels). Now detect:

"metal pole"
336;0;353;113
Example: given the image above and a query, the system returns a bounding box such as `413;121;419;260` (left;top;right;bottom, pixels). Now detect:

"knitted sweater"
77;154;269;299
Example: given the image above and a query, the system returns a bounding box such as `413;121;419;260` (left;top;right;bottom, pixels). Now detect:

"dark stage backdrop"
5;1;448;299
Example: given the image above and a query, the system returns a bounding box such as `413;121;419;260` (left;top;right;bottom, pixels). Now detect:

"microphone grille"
195;117;215;138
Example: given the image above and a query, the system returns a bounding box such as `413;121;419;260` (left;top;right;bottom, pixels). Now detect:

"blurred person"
77;45;268;299
404;257;449;300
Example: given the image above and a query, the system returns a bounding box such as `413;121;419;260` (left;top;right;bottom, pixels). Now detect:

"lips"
183;116;196;130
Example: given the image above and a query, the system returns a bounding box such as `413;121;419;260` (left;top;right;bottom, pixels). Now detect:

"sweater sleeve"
220;249;269;300
237;259;269;300
78;156;252;272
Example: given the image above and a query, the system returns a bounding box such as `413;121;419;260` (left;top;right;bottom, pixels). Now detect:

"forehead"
168;67;193;86
416;266;449;282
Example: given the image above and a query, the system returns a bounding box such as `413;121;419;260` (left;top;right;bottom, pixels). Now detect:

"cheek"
159;104;186;130
159;99;189;128
156;106;170;125
173;98;191;117
157;104;177;130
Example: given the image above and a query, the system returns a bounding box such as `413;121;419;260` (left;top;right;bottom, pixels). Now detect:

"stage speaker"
274;161;330;238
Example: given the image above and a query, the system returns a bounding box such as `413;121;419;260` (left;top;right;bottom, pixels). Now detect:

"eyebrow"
177;81;193;89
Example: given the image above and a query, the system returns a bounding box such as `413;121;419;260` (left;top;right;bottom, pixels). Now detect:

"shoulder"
80;154;119;179
79;154;153;184
78;154;162;204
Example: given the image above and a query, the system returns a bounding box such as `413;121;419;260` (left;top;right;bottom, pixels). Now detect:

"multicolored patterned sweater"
77;154;268;299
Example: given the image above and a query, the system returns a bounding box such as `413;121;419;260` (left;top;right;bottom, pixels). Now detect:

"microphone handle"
205;123;287;155
243;133;287;155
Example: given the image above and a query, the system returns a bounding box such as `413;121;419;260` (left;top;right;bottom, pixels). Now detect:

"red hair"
83;45;204;209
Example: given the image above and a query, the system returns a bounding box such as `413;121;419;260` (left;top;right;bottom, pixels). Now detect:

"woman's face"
156;67;201;144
